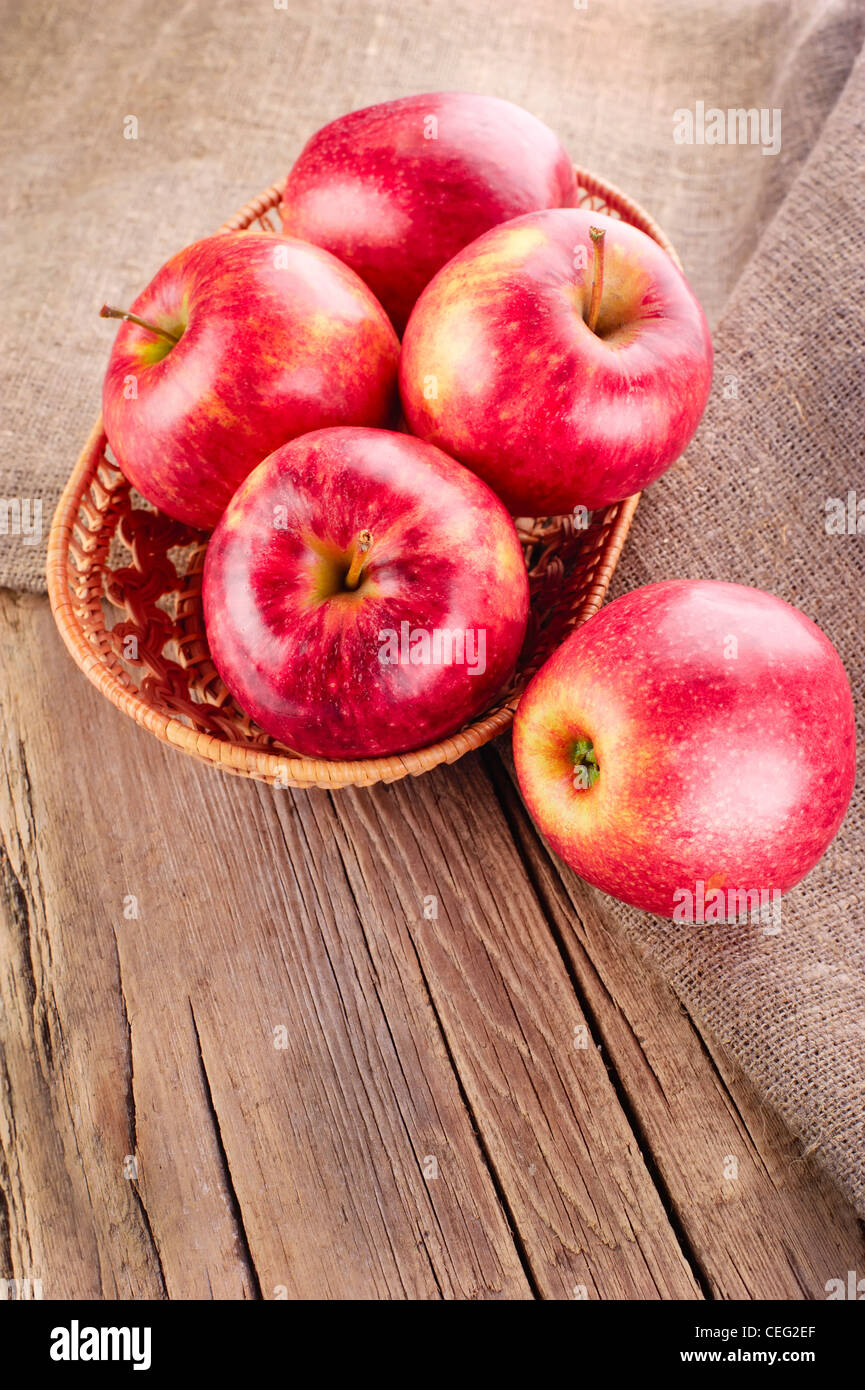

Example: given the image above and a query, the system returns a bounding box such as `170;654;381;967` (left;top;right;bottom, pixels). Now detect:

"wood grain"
328;773;699;1298
489;746;865;1299
0;593;530;1299
1;589;862;1300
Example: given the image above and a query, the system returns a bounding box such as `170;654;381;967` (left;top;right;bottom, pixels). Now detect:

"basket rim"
46;166;663;788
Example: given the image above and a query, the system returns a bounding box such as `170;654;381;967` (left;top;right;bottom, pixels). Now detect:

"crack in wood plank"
187;1002;263;1301
111;926;168;1299
0;1040;24;1279
397;922;543;1300
263;788;529;1297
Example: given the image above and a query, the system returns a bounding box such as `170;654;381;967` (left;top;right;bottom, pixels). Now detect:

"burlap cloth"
2;1;863;1213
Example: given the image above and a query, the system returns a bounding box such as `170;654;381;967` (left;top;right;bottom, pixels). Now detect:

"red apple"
202;426;530;759
513;581;855;919
400;208;713;515
101;232;400;529
279;93;576;333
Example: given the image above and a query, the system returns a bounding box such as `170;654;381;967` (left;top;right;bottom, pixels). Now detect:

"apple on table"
513;580;856;919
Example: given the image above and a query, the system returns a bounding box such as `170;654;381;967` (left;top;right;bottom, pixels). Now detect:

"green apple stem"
573;737;600;790
99;304;181;344
344;529;373;590
586;227;606;335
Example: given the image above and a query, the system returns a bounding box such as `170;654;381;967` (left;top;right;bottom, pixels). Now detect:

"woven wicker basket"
46;170;679;789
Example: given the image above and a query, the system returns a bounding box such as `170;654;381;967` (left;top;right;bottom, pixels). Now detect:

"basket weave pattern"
47;171;678;789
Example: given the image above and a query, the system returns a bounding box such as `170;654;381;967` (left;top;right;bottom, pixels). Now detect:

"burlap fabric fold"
607;34;865;1216
1;1;863;1211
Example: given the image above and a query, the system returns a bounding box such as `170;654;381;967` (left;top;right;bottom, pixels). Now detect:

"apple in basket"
512;580;856;920
400;208;713;516
202;427;530;759
100;232;400;530
279;92;577;333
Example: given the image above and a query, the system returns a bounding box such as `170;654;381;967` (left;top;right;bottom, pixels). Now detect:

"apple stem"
344;529;373;590
99;303;181;344
586;227;606;335
573;737;600;790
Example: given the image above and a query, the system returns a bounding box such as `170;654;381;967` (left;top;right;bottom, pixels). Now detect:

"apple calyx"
586;227;606;335
572;737;600;790
100;304;181;345
344;529;373;591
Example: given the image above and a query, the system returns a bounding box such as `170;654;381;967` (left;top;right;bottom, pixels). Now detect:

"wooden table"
2;588;863;1300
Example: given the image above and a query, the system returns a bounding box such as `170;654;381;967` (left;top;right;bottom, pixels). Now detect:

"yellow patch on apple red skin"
513;580;856;919
102;233;400;531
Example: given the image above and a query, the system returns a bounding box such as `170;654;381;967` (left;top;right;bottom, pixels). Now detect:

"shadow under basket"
46;169;680;790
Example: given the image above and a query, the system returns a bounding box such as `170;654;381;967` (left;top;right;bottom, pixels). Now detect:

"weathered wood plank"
170;784;532;1299
0;592;255;1298
0;592;531;1299
489;746;865;1299
325;773;701;1298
